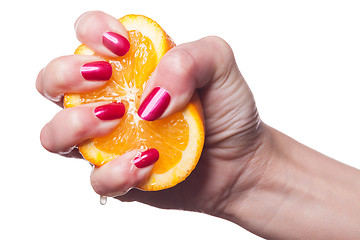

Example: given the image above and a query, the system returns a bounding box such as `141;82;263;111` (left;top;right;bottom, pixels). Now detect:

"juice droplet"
100;195;107;205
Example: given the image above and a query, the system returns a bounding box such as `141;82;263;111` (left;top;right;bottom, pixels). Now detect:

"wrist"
218;125;360;239
214;124;281;234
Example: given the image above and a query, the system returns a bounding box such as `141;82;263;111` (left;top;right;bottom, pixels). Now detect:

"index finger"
75;11;130;57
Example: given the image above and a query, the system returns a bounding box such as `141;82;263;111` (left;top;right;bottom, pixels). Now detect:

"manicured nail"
94;102;125;120
138;87;171;121
81;61;112;81
102;32;130;56
134;148;159;168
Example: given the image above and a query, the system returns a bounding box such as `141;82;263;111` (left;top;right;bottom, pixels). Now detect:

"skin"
37;11;360;239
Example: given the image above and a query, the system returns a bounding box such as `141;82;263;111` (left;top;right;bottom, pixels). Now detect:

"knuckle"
90;176;106;196
48;57;68;89
90;166;129;197
204;36;233;53
204;35;235;63
162;48;196;80
42;57;67;98
42;56;79;101
40;124;55;153
110;166;129;190
67;109;90;139
203;36;237;79
80;10;105;21
35;69;44;95
75;11;106;39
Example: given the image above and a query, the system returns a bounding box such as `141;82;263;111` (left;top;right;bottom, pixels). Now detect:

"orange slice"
64;14;204;191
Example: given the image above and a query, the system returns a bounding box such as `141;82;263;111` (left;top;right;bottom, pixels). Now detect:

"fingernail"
138;87;171;121
94;102;125;120
134;148;159;168
102;32;130;56
81;61;112;81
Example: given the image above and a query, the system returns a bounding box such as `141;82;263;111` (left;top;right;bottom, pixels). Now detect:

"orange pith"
64;15;204;191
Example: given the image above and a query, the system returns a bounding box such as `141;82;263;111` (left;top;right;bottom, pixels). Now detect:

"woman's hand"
37;11;360;239
37;10;268;215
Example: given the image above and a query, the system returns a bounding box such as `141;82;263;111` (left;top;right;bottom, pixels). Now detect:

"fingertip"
138;87;171;121
80;60;112;81
35;68;44;96
134;148;159;168
39;123;53;153
94;102;126;120
39;103;122;154
74;11;130;57
102;31;130;57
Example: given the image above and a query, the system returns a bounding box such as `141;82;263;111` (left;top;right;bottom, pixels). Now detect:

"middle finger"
36;55;112;102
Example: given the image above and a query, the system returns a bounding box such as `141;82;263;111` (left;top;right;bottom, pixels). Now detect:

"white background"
1;0;359;239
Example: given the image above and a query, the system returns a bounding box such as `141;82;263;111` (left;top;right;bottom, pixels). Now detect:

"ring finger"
40;102;125;154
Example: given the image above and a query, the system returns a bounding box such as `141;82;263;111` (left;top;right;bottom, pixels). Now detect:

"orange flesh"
76;30;189;174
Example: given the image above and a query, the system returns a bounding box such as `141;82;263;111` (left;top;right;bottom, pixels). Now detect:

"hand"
38;11;360;239
37;10;269;216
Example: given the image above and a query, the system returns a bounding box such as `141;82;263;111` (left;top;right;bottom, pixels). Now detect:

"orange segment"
64;15;204;191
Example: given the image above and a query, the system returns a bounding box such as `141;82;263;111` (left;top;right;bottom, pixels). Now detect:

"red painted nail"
134;148;159;168
94;102;125;120
138;87;171;121
81;61;112;81
102;32;130;56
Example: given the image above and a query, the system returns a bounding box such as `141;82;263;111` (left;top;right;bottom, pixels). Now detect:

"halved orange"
64;15;204;191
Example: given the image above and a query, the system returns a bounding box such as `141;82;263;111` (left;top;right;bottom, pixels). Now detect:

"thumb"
137;36;238;121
